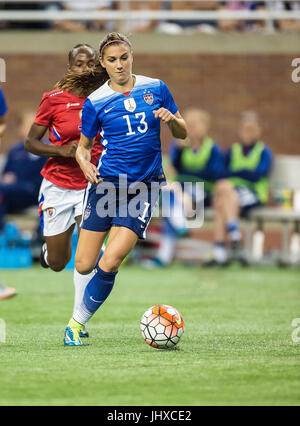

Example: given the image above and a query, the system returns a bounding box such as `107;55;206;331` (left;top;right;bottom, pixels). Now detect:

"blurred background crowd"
0;1;300;34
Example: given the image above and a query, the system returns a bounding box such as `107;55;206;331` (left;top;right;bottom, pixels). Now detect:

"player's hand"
153;108;175;123
59;141;78;158
80;160;102;185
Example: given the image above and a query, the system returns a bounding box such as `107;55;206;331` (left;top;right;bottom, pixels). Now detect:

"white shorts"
38;178;85;237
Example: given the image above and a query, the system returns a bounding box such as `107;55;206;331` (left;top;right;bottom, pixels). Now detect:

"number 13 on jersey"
123;112;148;136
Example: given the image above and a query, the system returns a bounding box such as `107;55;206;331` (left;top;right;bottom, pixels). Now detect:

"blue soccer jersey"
81;75;178;183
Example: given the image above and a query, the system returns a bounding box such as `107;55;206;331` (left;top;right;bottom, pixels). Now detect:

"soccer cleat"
79;326;89;338
140;258;166;269
0;284;17;300
64;318;84;346
40;242;49;269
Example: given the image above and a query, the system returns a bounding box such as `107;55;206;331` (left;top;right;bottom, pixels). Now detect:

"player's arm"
76;133;102;185
153;109;187;140
25;123;78;158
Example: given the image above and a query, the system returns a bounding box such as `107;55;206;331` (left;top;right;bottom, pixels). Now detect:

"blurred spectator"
144;108;224;267
273;1;300;32
204;111;273;267
0;111;47;233
218;2;266;32
158;1;220;34
119;1;162;33
1;1;61;30
55;0;114;32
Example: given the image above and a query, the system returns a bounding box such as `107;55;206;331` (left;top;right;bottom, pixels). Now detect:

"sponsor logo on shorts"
47;208;56;218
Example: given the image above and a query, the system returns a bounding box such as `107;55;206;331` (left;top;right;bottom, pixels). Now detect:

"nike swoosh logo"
90;296;103;304
104;106;115;113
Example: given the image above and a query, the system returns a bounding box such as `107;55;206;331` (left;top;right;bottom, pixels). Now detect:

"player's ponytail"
55;63;109;98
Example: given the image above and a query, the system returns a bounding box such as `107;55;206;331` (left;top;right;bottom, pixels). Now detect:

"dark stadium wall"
1;53;299;155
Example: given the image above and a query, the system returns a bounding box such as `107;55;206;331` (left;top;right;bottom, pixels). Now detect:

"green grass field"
0;264;299;406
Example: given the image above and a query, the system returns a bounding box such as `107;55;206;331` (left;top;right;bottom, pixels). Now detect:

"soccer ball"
140;304;184;349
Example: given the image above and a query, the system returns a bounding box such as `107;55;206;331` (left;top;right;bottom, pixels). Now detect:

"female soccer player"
63;32;187;346
25;44;106;336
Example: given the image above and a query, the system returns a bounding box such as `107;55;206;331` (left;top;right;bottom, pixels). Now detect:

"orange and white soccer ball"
140;304;184;349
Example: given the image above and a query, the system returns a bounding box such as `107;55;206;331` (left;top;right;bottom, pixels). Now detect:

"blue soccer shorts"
81;179;162;239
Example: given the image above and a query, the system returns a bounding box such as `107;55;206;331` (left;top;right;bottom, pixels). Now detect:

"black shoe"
79;327;89;338
40;242;49;269
230;248;250;267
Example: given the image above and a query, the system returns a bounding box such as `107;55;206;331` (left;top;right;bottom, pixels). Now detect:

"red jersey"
34;89;103;190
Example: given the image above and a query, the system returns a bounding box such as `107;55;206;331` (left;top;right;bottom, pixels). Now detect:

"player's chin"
115;72;129;84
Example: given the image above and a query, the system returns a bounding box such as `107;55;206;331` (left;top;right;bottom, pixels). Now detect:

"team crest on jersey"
124;98;136;113
143;93;154;105
47;208;56;218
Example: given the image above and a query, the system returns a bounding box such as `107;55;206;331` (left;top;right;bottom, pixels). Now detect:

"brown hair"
99;32;132;57
55;63;109;98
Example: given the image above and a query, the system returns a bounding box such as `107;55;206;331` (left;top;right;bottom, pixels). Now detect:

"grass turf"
0;264;299;406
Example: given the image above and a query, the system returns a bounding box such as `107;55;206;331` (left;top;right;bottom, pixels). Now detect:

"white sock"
213;245;228;263
229;229;242;242
74;303;94;326
72;268;96;317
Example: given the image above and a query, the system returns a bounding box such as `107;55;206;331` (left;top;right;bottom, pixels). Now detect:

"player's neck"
109;75;136;94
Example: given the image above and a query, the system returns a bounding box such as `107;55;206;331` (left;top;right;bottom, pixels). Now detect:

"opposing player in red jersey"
25;44;107;337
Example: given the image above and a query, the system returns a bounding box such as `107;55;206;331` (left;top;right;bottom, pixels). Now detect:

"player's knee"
48;250;71;271
48;257;68;272
215;179;234;195
214;180;235;204
75;256;94;275
99;253;122;272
